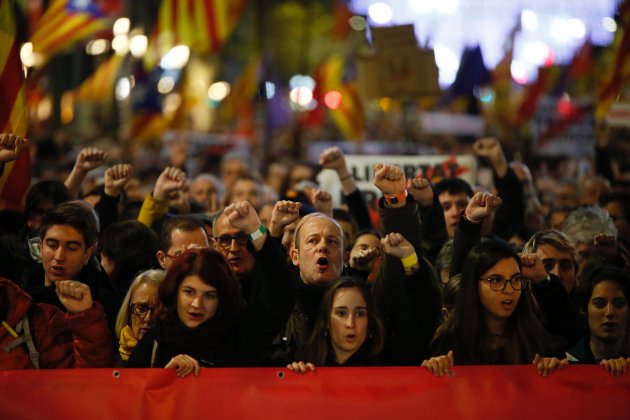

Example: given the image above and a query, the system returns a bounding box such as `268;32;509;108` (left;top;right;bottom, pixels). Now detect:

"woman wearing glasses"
114;269;165;363
127;201;294;377
422;240;567;377
424;192;568;375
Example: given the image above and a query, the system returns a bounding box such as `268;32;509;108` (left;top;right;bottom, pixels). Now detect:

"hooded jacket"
0;278;113;370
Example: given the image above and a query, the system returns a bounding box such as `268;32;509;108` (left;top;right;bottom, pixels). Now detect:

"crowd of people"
0;132;629;379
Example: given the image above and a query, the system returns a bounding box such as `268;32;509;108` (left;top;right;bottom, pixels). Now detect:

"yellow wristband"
401;252;419;269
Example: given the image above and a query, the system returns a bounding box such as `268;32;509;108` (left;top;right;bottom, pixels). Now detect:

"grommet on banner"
112;370;120;378
276;371;284;379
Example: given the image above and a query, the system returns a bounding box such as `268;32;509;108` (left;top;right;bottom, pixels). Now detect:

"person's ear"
84;243;96;265
156;251;167;269
289;245;299;267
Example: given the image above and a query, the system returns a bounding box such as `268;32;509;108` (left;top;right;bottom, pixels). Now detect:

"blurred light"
289;74;315;90
37;96;52;121
289;86;314;109
379;97;392;112
264;81;276;99
521;9;538;31
543;48;555;67
510;61;528;84
568;18;586;39
115;77;131;101
324;90;343;109
163;93;182;117
557;93;572;115
129;34;148;58
160;46;190;70
157;76;176;94
409;0;433;14
434;44;459;86
113;17;130;36
435;0;458;14
86;39;109;55
524;41;551;66
368;2;393;25
207;81;230;101
551;19;571;42
349;15;367;31
112;35;129;56
602;17;617;32
20;42;37;67
473;86;493;103
61;91;74;124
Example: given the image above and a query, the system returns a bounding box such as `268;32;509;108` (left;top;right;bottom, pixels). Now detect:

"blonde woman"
115;270;165;362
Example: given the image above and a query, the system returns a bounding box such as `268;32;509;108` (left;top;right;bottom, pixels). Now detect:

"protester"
566;265;630;376
422;240;567;377
114;269;165;363
0;277;112;369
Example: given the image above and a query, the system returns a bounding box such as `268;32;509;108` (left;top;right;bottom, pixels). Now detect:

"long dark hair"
575;264;630;357
155;248;243;324
304;278;385;366
432;240;547;365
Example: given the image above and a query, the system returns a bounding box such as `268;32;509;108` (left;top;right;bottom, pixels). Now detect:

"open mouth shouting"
316;256;329;272
500;299;515;310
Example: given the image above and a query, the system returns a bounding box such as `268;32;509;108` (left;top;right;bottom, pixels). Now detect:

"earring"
324;328;329;337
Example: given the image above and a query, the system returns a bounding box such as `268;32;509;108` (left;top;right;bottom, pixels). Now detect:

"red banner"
1;366;629;419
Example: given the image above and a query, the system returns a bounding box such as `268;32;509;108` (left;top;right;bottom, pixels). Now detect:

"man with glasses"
156;216;210;271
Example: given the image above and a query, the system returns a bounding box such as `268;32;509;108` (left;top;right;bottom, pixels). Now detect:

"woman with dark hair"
127;202;294;376
287;278;385;372
127;249;243;375
566;265;630;375
422;240;566;377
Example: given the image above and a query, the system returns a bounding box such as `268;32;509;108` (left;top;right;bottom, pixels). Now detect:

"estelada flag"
75;54;124;103
144;0;248;68
29;0;111;65
0;0;30;210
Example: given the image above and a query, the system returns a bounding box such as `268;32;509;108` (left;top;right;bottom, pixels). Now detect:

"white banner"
318;154;477;208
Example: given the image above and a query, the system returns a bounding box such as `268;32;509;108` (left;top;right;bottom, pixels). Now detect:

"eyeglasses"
541;258;575;272
479;274;528;291
165;251;183;261
214;233;248;249
131;302;156;318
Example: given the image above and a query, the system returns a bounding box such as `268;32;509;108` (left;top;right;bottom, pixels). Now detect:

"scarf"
155;311;238;366
118;325;138;361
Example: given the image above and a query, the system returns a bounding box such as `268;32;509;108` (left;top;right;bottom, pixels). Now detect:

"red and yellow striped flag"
0;0;30;210
29;0;110;65
220;55;261;120
320;55;365;141
75;54;123;102
146;0;248;67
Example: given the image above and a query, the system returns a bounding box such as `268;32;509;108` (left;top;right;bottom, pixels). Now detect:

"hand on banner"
532;354;568;377
421;350;455;377
165;354;201;378
600;357;630;377
287;361;316;374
